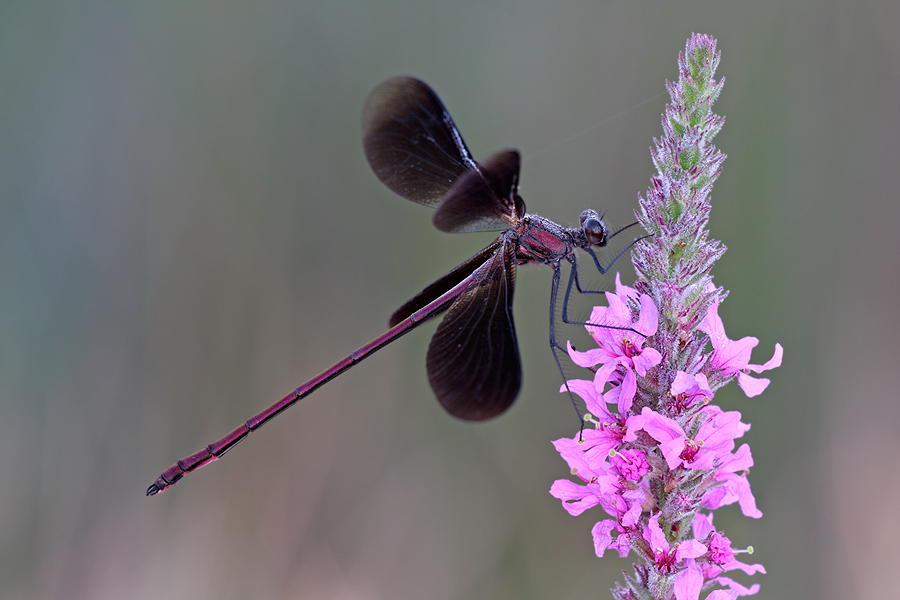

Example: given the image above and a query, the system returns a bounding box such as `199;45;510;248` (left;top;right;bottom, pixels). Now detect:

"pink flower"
692;514;765;576
551;428;618;481
699;292;783;397
642;514;708;600
566;274;662;413
549;452;630;518
670;371;713;411
702;444;762;518
681;514;765;598
549;479;604;516
624;406;749;471
644;513;707;568
591;488;647;557
611;448;649;482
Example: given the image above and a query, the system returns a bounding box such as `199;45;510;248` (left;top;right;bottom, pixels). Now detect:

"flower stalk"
550;34;782;600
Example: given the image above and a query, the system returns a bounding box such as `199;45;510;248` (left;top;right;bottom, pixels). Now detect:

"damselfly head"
579;209;609;247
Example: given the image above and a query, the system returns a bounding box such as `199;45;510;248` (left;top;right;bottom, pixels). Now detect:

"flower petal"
635;294;659;337
643;513;668;554
566;341;610;369
677;539;708;560
614;272;638;299
674;560;703;600
748;342;783;373
633;346;663;376
549;480;600;516
713;576;761;597
736;372;769;397
612;366;637;413
591;519;618;557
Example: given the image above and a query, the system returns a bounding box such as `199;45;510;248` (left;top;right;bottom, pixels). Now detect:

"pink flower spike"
548;37;772;597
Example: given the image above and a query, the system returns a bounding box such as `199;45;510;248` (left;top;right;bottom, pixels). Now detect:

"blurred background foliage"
1;2;898;599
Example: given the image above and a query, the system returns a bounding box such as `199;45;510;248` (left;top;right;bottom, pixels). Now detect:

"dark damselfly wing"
362;77;520;233
433;149;524;233
426;241;521;420
362;77;476;206
389;240;502;327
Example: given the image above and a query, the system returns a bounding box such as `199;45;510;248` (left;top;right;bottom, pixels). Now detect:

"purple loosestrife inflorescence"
549;34;782;600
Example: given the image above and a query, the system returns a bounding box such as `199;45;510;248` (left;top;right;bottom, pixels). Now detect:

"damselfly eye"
580;209;609;246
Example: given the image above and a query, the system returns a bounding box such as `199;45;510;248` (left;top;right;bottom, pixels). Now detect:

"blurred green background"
2;2;897;599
